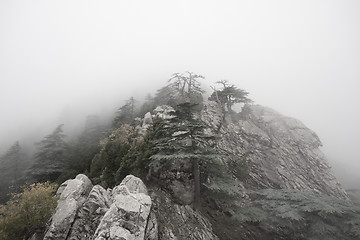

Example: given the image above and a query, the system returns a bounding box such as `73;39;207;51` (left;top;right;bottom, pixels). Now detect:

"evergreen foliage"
116;117;167;182
152;85;179;107
113;97;137;127
89;124;137;187
138;94;156;117
30;124;68;182
209;80;252;111
0;182;58;240
0;141;28;203
58;115;105;182
168;71;205;100
151;72;205;107
151;102;218;209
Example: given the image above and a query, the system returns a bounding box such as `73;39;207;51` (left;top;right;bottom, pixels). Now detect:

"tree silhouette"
210;80;252;111
30;124;68;182
151;103;217;210
168;71;205;103
0;141;27;203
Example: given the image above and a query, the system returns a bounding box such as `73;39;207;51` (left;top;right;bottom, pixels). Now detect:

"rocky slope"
36;174;217;240
40;174;155;240
201;101;348;199
37;101;356;240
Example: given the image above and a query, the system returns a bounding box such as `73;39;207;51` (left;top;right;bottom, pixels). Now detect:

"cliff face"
201;101;348;199
37;101;355;240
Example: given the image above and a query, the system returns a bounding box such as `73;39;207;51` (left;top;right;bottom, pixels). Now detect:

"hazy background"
1;0;359;188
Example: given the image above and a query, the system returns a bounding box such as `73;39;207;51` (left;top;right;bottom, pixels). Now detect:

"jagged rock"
201;101;348;199
151;189;219;240
93;175;152;240
66;185;112;239
43;175;157;240
115;174;149;195
153;105;174;119
145;211;158;240
44;174;93;240
41;100;352;240
149;157;194;205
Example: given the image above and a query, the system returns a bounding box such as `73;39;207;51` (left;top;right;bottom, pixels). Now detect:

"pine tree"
209;80;252;111
60;115;104;182
113;97;137;127
168;72;205;104
0;141;21;182
30;124;68;182
151;102;218;209
0;141;27;203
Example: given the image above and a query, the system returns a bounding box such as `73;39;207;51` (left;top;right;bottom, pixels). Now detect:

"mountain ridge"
31;100;360;240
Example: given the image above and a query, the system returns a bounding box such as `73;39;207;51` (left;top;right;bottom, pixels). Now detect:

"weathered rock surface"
43;175;157;240
42;101;351;240
44;174;93;239
66;185;111;239
149;157;194;205
201;101;348;199
150;188;219;240
153;105;174;119
93;175;152;240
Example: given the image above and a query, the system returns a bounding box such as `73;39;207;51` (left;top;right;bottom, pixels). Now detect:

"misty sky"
1;1;359;187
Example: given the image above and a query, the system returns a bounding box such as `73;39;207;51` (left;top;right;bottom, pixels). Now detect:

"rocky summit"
34;101;359;240
201;101;348;199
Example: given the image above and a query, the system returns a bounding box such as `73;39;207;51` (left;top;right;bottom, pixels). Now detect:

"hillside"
1;76;359;240
37;100;360;240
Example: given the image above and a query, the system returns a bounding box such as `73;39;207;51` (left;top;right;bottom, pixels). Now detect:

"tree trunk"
193;158;201;210
188;72;192;96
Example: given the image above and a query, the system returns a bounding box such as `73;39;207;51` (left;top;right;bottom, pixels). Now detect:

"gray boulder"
66;185;112;239
42;175;157;240
44;174;93;239
153;105;174;119
93;175;152;240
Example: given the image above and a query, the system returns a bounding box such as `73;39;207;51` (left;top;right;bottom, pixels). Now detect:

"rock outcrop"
44;174;93;239
43;175;157;240
93;175;152;240
42;101;353;240
201;101;348;199
150;188;219;240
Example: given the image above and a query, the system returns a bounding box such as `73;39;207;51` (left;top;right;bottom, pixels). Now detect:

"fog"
1;0;359;188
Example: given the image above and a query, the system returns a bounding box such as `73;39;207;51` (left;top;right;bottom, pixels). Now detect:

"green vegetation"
0;182;58;240
209;80;252;111
115;117;167;181
88;71;212;190
113;97;137;127
151;102;218;209
57;115;105;183
0;141;28;203
89;124;136;187
5;71;358;239
168;71;205;103
30;124;68;182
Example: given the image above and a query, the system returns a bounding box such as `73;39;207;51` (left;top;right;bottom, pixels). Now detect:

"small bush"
0;182;58;240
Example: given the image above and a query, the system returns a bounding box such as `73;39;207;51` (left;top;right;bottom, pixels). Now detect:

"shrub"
0;182;58;240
